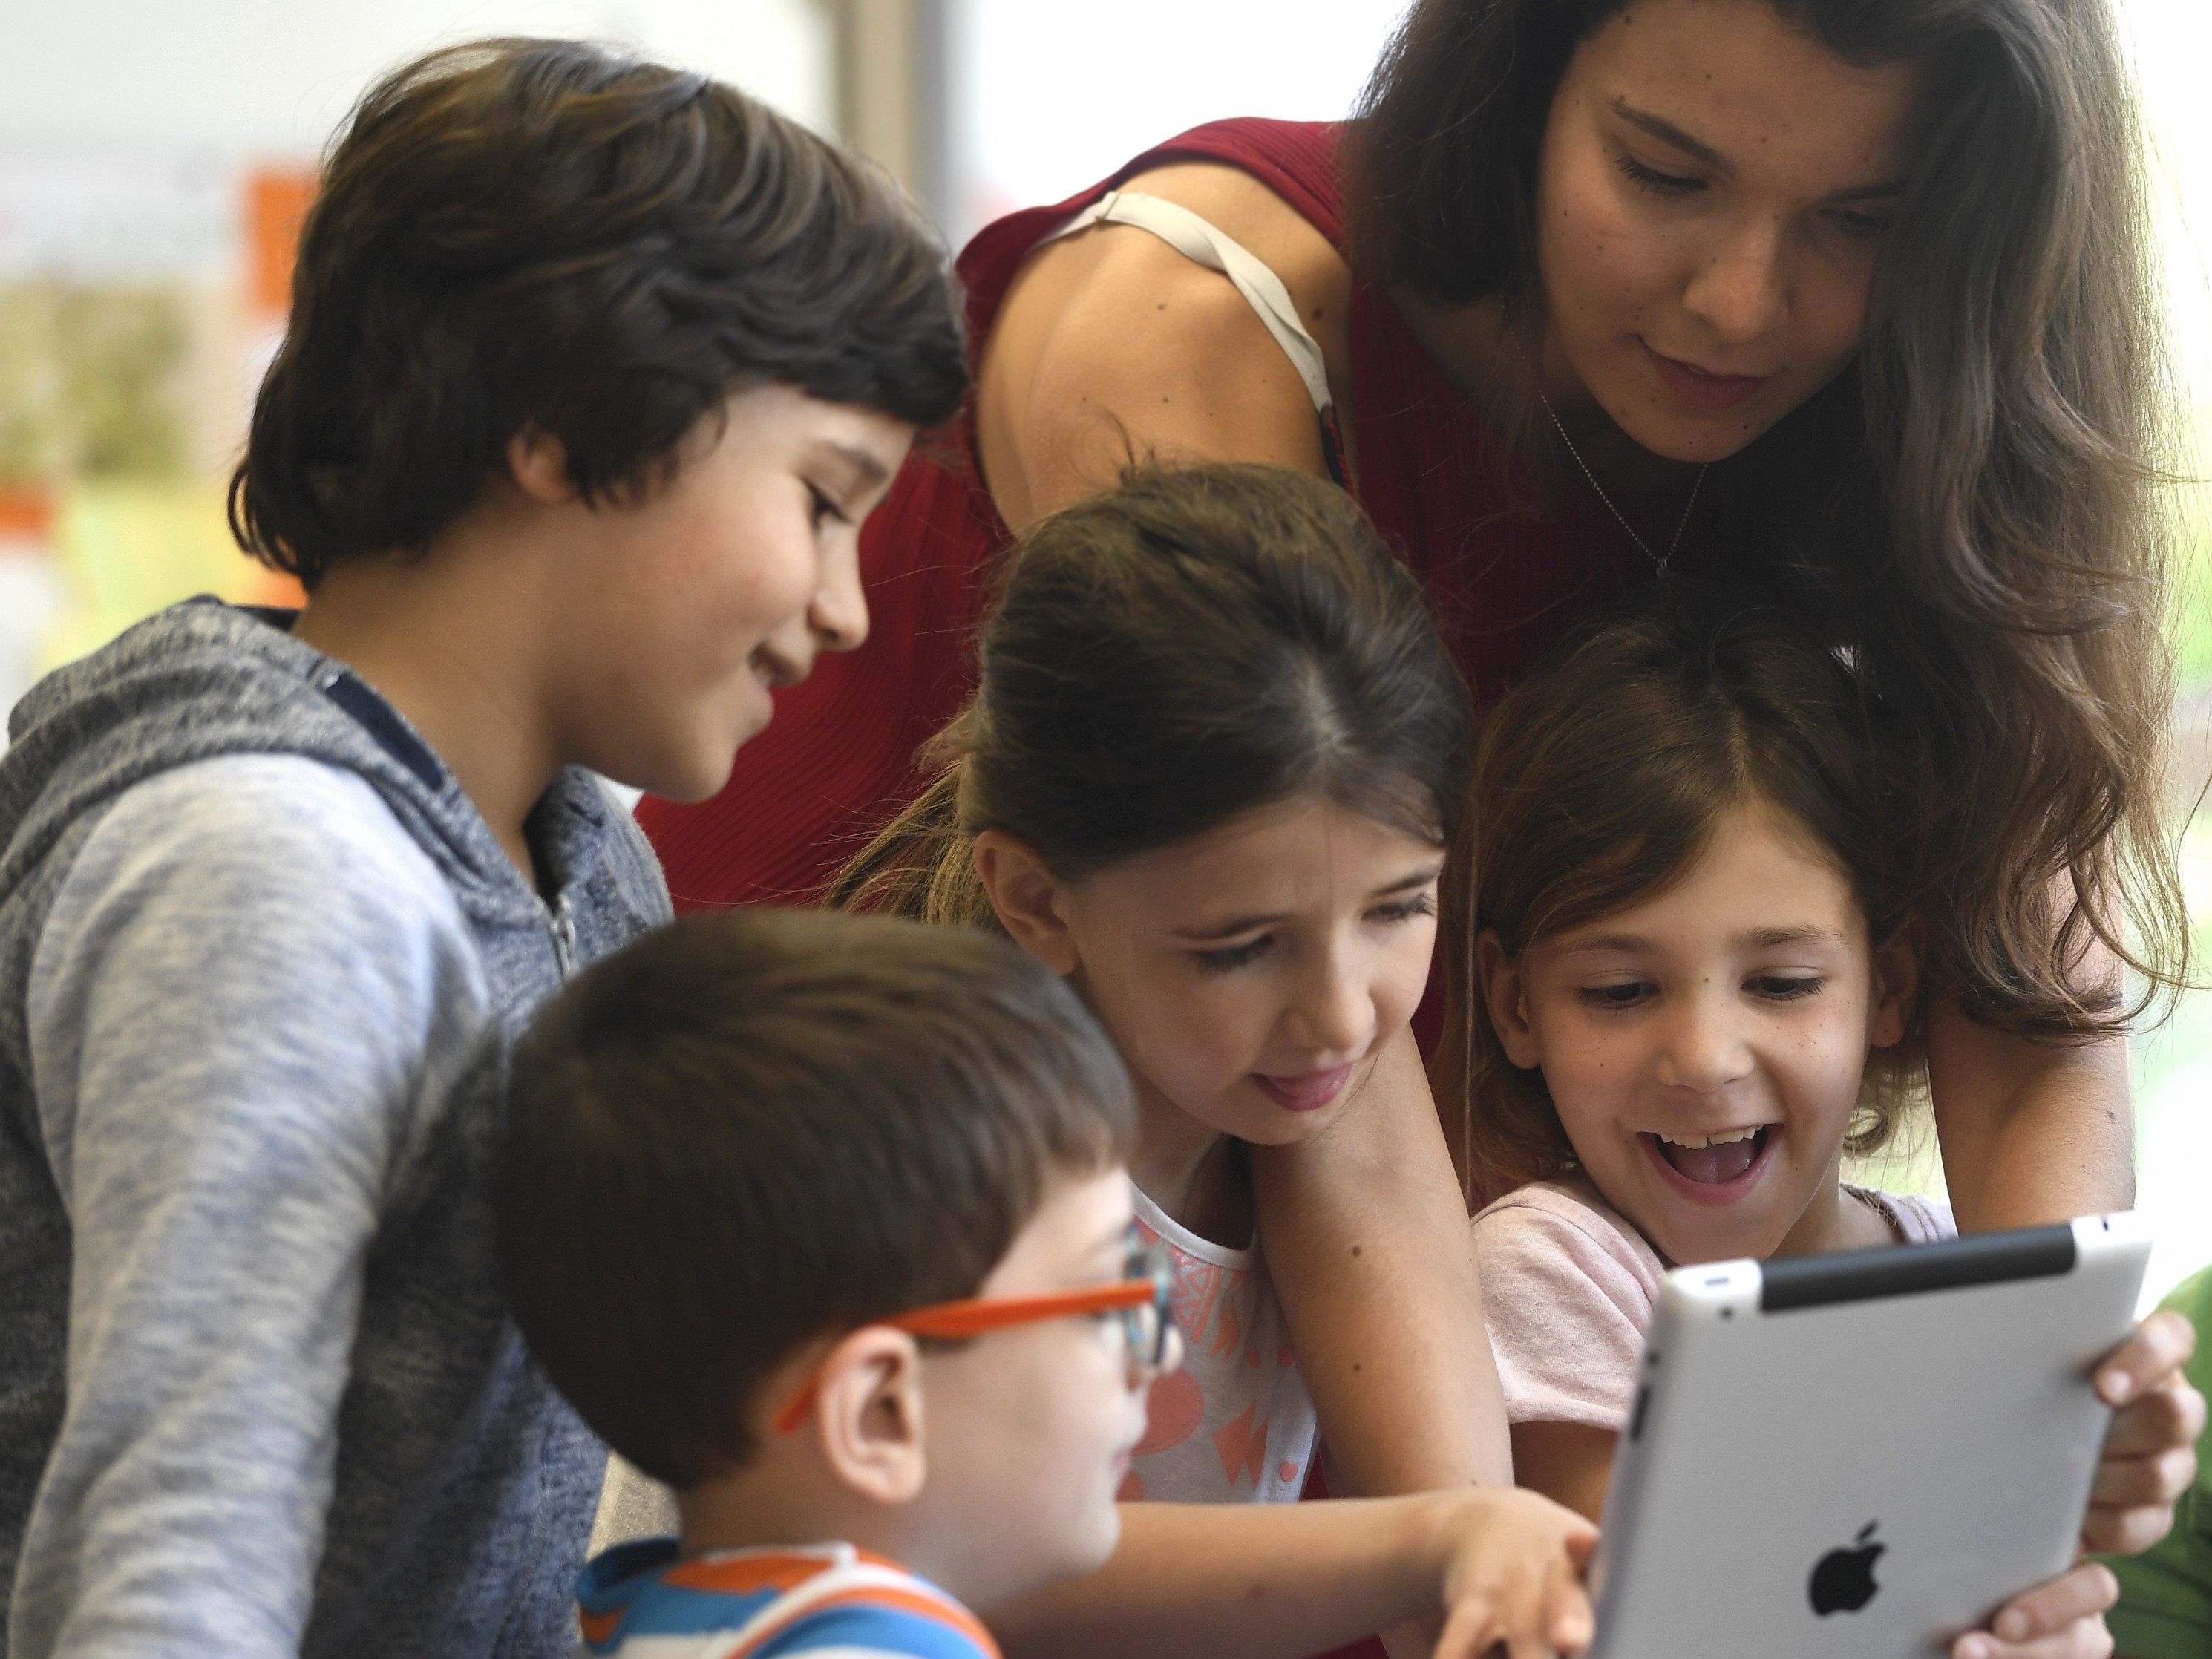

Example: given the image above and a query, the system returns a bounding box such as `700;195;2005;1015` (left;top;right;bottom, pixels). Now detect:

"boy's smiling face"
1480;803;1914;1266
544;382;913;802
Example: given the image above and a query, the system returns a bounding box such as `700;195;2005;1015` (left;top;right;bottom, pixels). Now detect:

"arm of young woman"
974;162;1349;531
1923;997;2133;1231
987;1487;1594;1659
1251;1032;1513;1492
1925;987;2205;1563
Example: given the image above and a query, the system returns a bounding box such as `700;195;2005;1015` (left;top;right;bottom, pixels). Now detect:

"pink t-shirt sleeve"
1472;1190;1662;1433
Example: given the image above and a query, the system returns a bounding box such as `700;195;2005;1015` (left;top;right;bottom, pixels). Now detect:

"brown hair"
1352;0;2185;1037
828;464;1469;926
494;908;1133;1488
231;37;966;589
1439;601;1920;1191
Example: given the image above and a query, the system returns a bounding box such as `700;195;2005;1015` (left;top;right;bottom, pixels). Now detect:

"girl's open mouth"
1640;1125;1778;1204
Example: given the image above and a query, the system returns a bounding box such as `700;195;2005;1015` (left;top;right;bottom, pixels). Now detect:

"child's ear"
811;1326;928;1508
505;428;577;505
1868;917;1923;1051
973;831;1080;976
1477;929;1544;1070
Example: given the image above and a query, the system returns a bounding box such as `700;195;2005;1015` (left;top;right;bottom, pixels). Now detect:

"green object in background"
43;482;259;672
2173;480;2212;690
0;281;192;490
2103;1264;2212;1659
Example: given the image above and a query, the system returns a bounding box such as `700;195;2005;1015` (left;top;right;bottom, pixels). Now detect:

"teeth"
1657;1126;1765;1149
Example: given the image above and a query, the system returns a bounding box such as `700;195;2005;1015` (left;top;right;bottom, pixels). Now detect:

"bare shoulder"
1112;160;1352;324
976;162;1353;526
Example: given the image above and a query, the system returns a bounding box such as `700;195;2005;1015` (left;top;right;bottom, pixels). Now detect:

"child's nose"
810;550;869;654
1283;970;1370;1058
1653;990;1754;1093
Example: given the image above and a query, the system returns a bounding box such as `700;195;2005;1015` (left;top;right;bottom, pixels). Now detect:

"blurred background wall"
0;0;831;696
2;0;2210;1301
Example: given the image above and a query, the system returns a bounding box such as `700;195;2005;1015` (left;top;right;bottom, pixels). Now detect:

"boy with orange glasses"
495;907;1176;1657
495;907;1599;1659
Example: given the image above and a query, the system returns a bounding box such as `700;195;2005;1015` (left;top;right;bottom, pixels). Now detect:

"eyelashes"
1576;974;1829;1011
1615;151;1701;198
1188;892;1439;978
1192;936;1272;978
1375;893;1438;925
1748;974;1825;1001
1613;149;1891;240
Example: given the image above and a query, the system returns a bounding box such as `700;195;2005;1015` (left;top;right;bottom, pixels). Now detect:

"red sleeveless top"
638;117;1692;908
644;122;1646;1655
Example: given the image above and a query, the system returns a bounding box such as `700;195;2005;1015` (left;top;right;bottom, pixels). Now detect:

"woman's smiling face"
1534;0;1920;462
1480;802;1914;1266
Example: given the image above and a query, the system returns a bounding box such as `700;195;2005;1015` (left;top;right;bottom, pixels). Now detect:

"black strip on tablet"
1760;1225;2077;1312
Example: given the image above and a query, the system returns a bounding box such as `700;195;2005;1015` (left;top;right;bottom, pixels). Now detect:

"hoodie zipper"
548;894;577;981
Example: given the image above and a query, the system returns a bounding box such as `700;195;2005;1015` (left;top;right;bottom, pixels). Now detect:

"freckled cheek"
1767;1027;1873;1125
1545;1022;1647;1114
1545;179;1675;329
1545;1056;1632;1155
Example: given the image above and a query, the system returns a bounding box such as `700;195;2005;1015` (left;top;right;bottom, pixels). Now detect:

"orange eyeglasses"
773;1230;1176;1435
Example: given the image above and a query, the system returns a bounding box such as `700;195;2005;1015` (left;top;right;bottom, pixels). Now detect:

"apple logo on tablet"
1809;1522;1885;1617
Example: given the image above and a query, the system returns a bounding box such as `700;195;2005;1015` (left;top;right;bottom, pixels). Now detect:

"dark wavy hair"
828;464;1470;926
1352;0;2185;1037
1439;601;1922;1190
231;37;967;588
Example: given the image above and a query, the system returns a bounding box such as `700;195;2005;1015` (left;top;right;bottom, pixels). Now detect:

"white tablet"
1587;1212;2150;1658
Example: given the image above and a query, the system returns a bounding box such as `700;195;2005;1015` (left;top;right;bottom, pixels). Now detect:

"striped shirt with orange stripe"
576;1538;1001;1659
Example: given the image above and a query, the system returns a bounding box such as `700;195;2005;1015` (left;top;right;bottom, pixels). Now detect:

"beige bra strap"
1043;188;1334;418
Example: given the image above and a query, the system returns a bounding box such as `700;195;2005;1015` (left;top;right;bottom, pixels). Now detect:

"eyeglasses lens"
1125;1234;1174;1370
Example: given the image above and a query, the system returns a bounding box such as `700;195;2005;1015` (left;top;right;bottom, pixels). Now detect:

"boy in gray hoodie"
0;38;964;1659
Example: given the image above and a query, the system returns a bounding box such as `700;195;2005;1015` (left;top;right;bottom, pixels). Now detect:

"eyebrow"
1558;931;1652;956
814;441;891;494
1612;99;1733;175
1609;98;1906;203
1742;925;1849;950
1557;925;1848;955
1170;864;1444;943
1825;180;1907;205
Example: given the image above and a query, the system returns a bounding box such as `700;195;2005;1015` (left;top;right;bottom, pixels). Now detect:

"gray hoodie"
0;598;670;1658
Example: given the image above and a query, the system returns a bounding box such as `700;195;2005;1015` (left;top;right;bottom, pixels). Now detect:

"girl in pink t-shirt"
1441;601;2179;1659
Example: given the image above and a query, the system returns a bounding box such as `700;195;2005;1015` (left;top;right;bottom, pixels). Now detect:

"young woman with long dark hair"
638;7;2204;1635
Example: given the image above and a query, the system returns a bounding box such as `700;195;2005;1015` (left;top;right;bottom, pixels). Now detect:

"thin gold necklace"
1536;388;1707;577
